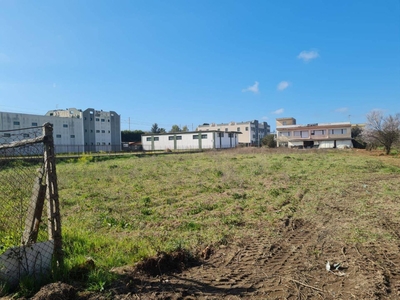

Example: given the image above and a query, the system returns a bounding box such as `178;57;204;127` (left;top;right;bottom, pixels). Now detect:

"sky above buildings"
0;0;399;131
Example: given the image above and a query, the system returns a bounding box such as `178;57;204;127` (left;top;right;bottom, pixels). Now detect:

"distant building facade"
197;120;270;146
142;130;240;151
1;108;121;153
81;109;121;152
276;117;352;149
1;109;85;153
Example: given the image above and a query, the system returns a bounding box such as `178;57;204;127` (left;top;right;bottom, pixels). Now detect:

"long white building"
142;131;240;151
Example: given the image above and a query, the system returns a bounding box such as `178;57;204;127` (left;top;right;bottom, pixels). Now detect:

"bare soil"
30;217;400;300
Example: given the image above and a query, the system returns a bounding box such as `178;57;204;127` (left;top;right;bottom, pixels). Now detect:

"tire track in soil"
173;219;317;299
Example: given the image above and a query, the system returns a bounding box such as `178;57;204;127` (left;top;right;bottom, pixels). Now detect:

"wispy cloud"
0;53;11;64
277;81;290;91
272;108;284;115
262;116;269;120
297;50;319;62
242;81;259;94
335;107;348;113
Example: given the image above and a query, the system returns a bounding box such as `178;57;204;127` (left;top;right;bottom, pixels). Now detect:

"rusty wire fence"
0;123;62;289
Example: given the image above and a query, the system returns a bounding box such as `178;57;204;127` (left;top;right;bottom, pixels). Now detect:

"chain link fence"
0;123;62;289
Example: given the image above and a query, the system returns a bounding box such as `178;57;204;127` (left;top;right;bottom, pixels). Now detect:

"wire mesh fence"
0;123;62;288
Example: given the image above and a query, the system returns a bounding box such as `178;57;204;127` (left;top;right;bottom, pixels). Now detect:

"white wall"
0;112;84;153
142;132;239;151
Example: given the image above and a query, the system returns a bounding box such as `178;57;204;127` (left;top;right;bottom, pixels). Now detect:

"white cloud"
277;81;290;91
272;108;284;115
335;107;348;113
261;116;269;120
242;81;259;94
297;50;319;62
0;53;10;64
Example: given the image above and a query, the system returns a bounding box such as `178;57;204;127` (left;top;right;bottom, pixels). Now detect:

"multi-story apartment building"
276;117;353;149
81;108;121;152
1;108;121;153
197;120;270;146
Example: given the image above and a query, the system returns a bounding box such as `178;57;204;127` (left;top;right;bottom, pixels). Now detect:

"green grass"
2;148;400;294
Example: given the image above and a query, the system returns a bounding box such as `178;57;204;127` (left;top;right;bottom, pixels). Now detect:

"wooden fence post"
43;123;63;267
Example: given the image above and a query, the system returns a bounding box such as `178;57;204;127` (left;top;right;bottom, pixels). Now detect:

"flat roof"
276;122;351;129
142;130;242;136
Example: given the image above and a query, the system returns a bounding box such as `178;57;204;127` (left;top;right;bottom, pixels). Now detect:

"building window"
312;130;325;136
176;136;182;140
49;113;54;116
97;142;100;145
193;135;199;139
96;130;100;133
101;119;105;122
90;117;93;121
108;130;110;133
3;133;11;137
13;121;20;125
63;124;68;128
101;130;105;133
218;132;224;137
282;121;287;125
32;122;38;126
84;117;87;120
245;127;249;131
228;133;234;138
279;131;291;137
23;133;29;138
237;127;240;131
331;129;347;135
85;129;87;132
146;137;152;141
201;134;207;139
168;136;174;140
154;137;159;141
108;120;110;122
102;142;106;145
70;135;75;138
56;134;61;138
96;118;99;121
294;131;309;138
90;130;93;133
225;128;228;132
253;134;255;138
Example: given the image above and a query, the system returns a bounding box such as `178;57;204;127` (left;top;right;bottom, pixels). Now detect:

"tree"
182;125;189;132
170;125;181;133
351;125;366;149
151;123;160;133
121;130;144;142
361;110;400;154
261;134;277;148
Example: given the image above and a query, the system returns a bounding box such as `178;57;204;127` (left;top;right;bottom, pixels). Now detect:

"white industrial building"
1;109;85;153
1;108;121;153
142;131;240;151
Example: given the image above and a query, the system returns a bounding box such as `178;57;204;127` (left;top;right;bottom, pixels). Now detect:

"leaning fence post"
43;123;63;267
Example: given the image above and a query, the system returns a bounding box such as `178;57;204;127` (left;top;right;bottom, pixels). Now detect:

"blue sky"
1;0;399;131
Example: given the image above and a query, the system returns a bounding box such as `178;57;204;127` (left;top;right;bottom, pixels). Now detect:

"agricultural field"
3;148;400;299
